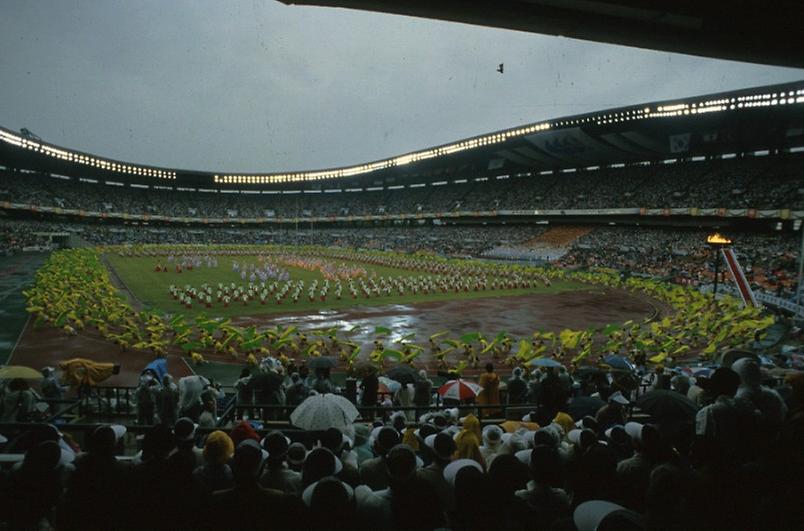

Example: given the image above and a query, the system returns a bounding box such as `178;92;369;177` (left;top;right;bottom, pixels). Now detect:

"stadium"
1;2;803;530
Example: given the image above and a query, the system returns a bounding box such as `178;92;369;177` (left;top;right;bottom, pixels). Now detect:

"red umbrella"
438;379;483;401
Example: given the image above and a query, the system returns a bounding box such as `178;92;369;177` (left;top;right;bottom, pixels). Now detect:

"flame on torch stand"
706;233;732;245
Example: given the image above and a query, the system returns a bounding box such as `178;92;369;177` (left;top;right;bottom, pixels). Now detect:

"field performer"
476;363;501;416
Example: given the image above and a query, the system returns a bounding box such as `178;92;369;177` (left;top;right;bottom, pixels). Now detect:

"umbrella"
377;376;402;393
636;390;697;422
386;365;418;385
290;393;359;431
530;358;563;368
0;365;43;380
567;396;605;420
602;355;635;371
142;358;168;384
307;356;337;370
377;376;401;394
438;379;483;401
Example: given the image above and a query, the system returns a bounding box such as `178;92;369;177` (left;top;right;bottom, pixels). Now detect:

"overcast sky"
1;0;802;173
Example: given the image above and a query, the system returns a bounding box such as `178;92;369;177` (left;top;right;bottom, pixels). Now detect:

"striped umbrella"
437;379;483;401
290;393;359;431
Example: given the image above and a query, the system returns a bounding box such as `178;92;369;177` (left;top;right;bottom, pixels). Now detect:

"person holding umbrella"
359;368;379;420
1;378;37;422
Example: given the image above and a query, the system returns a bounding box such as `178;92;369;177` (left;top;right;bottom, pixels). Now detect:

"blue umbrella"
602;355;635;371
142;358;168;384
530;358;563;368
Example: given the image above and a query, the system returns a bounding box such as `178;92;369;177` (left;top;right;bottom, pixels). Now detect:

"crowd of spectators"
0;218;543;257
0;216;798;297
560;227;799;297
0;220;52;254
1;354;803;530
1;154;802;220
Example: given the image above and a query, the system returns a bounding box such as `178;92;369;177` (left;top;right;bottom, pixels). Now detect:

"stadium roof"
1;81;803;190
280;1;804;69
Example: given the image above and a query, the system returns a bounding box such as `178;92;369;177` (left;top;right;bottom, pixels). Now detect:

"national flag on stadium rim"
721;248;757;307
437;379;483;401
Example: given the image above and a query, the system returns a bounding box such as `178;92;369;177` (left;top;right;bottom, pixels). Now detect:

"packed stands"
2;153;802;221
1;354;802;530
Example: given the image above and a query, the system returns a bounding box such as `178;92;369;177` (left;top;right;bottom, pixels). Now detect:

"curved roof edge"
1;81;803;187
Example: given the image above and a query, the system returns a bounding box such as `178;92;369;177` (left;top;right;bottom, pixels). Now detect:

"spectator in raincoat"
178;375;209;422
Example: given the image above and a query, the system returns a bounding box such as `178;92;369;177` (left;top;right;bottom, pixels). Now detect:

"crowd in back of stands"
2;154;802;220
1;353;803;530
0;216;797;298
560;228;799;297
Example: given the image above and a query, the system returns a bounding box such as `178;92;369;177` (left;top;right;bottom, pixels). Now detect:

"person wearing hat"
57;425;130;531
302;447;343;488
206;440;304;529
320;427;360;486
229;420;260;447
40;366;65;402
7;440;69;530
304;475;359;531
480;424;504;467
355;444;444;530
167;417;203;468
286;441;308;473
486;454;531;529
259;430;302;495
453;413;485;467
359;426;400;491
695;366;757;463
417;432;457;512
448;459;492;530
192;430;234;493
616;422;661;511
126;424;187;530
351;423;373;465
515;445;570;527
574;500;644;531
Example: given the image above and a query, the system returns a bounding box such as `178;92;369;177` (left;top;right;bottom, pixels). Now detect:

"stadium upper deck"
1;81;803;193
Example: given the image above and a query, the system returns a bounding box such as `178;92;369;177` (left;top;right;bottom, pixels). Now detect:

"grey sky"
1;0;802;173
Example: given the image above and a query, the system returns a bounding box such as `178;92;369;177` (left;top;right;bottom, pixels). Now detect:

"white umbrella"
437;379;483;401
290;393;359;431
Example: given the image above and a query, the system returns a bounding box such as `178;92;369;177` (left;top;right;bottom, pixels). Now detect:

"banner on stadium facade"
722;248;757;307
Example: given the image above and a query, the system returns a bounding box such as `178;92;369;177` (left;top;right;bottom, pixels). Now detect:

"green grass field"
105;254;582;318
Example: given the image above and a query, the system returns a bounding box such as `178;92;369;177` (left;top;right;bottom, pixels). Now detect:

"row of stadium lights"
0;130;176;179
1;88;802;185
213;123;553;185
214;88;804;184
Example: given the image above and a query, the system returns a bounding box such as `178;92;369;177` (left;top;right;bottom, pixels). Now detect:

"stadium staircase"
520;225;593;260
